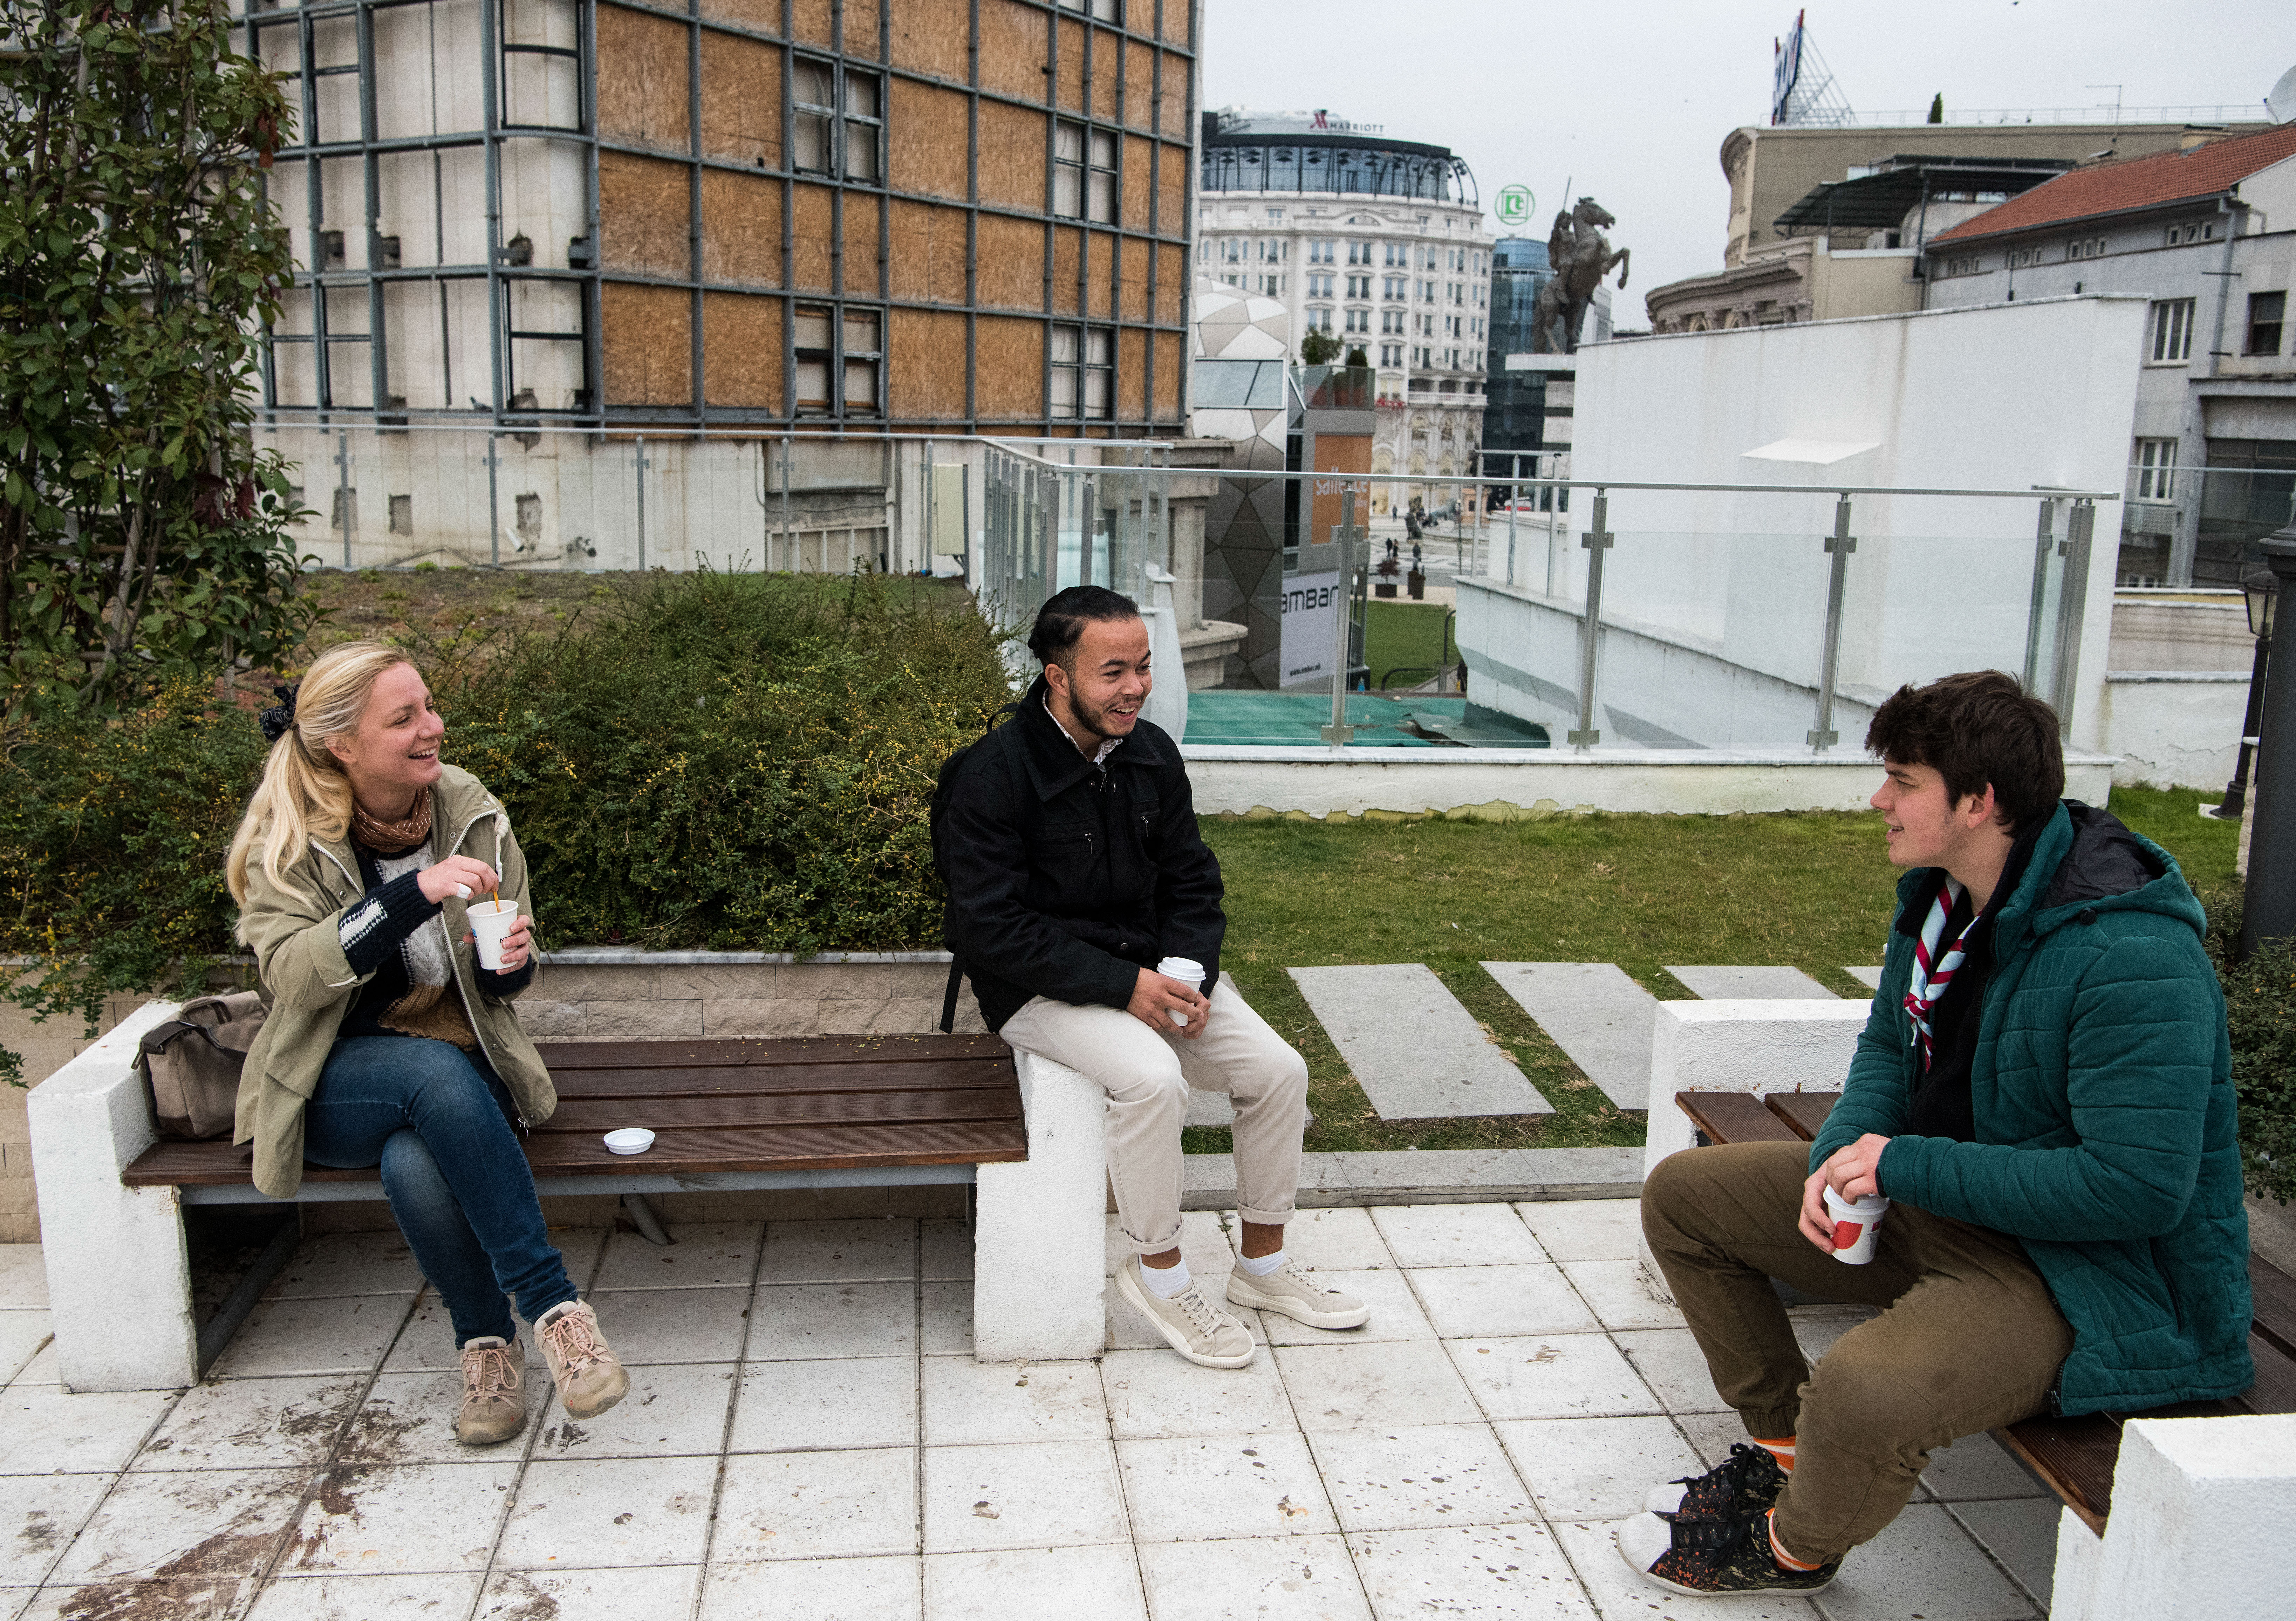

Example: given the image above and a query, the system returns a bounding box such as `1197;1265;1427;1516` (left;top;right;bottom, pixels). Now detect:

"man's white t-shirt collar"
1044;693;1122;766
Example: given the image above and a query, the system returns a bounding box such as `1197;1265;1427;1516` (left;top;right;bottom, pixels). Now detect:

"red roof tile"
1930;123;2296;245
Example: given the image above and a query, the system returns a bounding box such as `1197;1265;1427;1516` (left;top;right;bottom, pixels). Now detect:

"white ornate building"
1195;108;1491;515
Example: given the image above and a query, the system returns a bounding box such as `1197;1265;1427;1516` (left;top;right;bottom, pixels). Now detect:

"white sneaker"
1115;1257;1256;1369
1225;1259;1371;1329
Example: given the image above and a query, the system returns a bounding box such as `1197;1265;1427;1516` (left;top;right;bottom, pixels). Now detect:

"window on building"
1308;239;1335;264
843;71;881;183
1306;271;1332;298
1266;207;1284;223
1380;342;1403;367
2165;221;2216;246
1222;239;1243;263
2134;438;2177;501
2007;245;2044;269
1345;273;1370;298
793;304;882;415
1053;122;1108;220
2246;291;2287;357
1057;0;1119;18
1941;254;1980;276
793;60;835;173
1089;129;1116;222
2065;235;2104;261
1415;312;1433;336
2150;298;2195;363
1384;242;1405;267
1381;308;1404;334
1306;307;1333;332
1417;279;1434;301
1344;308;1369;334
1049;325;1112;419
1410;344;1428;367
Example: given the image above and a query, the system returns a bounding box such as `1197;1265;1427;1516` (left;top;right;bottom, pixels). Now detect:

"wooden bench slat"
1763;1092;1837;1142
535;1035;1008;1070
2249;1254;2296;1364
2234;1330;2296;1415
538;1088;1021;1135
1676;1092;1804;1146
518;1118;1027;1173
1996;1413;2119;1534
549;1058;1017;1100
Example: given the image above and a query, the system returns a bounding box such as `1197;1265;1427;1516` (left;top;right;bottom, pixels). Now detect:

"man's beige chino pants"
1000;982;1311;1256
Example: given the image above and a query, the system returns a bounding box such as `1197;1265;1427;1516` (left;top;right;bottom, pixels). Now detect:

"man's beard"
1070;688;1135;741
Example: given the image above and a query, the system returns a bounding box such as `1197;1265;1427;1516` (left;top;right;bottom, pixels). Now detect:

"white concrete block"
1637;1000;1867;1302
2053;1414;2296;1620
972;1052;1106;1362
26;1000;200;1392
2049;1503;2102;1620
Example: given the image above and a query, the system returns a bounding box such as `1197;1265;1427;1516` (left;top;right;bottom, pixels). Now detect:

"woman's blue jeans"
303;1035;578;1347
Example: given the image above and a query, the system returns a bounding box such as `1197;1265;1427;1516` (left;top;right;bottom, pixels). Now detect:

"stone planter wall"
522;950;988;1041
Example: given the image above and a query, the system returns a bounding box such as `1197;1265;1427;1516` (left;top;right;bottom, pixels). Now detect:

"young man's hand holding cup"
1127;960;1209;1038
1798;1132;1893;1261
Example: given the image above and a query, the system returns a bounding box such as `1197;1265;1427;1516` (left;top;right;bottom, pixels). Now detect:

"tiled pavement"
0;1206;2057;1620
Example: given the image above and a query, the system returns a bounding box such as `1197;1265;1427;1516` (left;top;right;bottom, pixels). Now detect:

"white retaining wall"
2098;672;2248;789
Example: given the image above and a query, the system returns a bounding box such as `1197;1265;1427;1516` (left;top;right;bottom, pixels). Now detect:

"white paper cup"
470;898;521;971
1823;1187;1889;1265
603;1128;655;1156
1156;957;1205;1024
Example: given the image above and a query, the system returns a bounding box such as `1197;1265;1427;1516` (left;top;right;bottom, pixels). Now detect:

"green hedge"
2208;894;2296;1205
0;569;1012;1082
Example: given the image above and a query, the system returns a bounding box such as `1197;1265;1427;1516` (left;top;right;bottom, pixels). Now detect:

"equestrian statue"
1531;197;1630;355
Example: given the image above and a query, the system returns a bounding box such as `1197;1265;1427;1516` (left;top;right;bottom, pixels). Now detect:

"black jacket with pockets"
939;676;1226;1032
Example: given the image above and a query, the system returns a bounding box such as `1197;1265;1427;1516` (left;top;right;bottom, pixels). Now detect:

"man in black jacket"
940;586;1368;1367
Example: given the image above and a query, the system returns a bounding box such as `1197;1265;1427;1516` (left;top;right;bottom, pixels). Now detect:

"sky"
1199;0;2295;322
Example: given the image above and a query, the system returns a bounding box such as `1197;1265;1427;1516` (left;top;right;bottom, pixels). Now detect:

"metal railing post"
780;433;792;572
1324;485;1356;749
2048;498;2096;733
2021;497;2059;692
634;434;647;570
1570;490;1613;749
1506;457;1519;587
336;429;351;568
1808;494;1857;751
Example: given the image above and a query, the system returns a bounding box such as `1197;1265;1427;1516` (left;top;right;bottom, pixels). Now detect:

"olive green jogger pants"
1642;1140;2073;1564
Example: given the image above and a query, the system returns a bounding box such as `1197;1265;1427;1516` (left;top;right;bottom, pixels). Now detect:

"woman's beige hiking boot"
455;1336;528;1446
536;1300;630;1418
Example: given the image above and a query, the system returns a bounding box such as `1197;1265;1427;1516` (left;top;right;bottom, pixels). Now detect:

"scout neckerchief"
1903;878;1983;1068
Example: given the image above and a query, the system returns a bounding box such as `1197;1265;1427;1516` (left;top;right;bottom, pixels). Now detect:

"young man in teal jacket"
1620;670;2250;1598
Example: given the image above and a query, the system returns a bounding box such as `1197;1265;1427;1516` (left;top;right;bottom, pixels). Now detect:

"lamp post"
2237;525;2296;959
2208;562;2276;821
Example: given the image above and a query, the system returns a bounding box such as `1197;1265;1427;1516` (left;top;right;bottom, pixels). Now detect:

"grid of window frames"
1049;325;1113;420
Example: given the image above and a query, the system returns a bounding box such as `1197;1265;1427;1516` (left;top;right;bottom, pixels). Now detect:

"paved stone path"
1191;965;1883;1127
0;1220;2056;1620
1479;964;1657;1112
1289;965;1554;1121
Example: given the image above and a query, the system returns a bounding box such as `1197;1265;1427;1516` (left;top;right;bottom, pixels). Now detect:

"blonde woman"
226;640;628;1445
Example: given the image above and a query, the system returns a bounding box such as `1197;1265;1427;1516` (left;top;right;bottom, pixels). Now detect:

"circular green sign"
1496;185;1534;227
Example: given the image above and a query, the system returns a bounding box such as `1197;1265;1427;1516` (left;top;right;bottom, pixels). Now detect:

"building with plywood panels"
238;0;1202;437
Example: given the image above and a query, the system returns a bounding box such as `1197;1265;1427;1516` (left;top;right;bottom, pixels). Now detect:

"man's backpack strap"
939;710;1029;1034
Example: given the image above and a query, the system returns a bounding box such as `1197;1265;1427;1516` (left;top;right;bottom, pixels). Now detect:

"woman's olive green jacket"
232;765;554;1197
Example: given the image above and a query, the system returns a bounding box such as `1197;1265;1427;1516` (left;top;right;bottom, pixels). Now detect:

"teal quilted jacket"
1811;800;2251;1416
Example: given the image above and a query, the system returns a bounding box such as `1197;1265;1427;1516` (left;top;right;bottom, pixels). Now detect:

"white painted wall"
2098;673;2249;788
1461;296;2145;753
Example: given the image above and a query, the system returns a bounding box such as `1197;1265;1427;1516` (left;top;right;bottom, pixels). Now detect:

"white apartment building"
1922;122;2296;586
1194;108;1492;513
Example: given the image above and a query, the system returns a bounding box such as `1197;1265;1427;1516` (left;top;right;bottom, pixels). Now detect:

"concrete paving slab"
1846;965;1885;990
1479;963;1658;1110
1289;964;1552;1120
1665;966;1840;1000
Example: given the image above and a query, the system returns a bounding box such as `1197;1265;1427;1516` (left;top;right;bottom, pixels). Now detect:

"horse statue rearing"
1530;197;1631;356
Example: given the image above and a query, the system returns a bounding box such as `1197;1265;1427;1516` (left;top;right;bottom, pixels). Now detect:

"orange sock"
1752;1435;1797;1472
1767;1509;1823;1571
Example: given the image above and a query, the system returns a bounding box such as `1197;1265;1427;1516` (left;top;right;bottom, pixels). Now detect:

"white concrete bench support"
2048;1414;2296;1619
26;999;200;1392
1639;1000;1868;1302
972;1050;1106;1362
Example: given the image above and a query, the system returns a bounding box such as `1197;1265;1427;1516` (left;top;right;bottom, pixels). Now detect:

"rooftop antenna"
1771;9;1856;128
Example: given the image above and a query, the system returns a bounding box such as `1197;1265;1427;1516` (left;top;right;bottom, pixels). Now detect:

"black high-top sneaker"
1642;1442;1789;1519
1617;1509;1841;1597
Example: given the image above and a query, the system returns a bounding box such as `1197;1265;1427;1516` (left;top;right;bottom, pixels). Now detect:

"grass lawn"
1196;784;2240;1157
1361;599;1453;690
